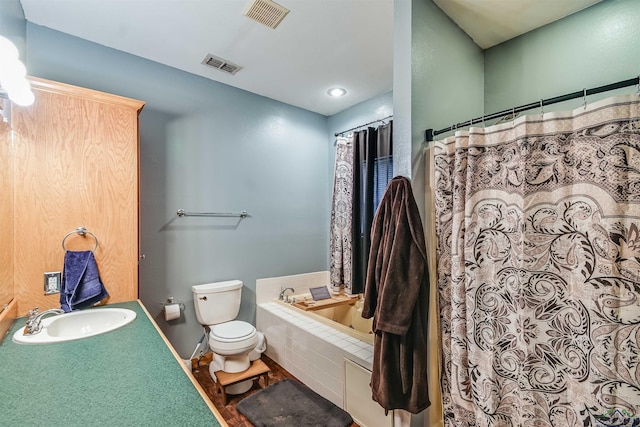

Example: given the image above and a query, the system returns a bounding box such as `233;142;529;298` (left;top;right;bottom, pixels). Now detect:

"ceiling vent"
201;54;242;75
242;0;290;29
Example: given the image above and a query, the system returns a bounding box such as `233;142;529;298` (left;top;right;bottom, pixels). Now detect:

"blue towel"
60;250;109;312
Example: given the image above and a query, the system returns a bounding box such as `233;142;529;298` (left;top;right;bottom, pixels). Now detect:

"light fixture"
0;35;35;107
327;87;347;97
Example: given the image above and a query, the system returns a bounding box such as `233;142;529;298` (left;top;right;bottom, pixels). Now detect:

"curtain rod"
335;115;393;137
424;76;640;142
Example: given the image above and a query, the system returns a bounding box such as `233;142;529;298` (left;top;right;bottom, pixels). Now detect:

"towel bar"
62;227;99;252
176;209;248;218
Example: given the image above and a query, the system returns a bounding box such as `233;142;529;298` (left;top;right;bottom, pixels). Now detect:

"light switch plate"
44;271;61;295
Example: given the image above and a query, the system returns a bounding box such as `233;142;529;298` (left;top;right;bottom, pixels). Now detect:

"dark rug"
236;379;353;427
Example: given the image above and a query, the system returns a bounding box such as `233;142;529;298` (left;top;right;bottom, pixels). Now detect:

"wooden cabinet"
10;77;144;316
0;115;15;340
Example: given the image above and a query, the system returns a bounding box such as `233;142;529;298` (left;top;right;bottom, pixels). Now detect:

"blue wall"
25;23;330;357
327;91;393;143
395;0;484;215
0;0;25;61
484;0;640;115
325;90;393;263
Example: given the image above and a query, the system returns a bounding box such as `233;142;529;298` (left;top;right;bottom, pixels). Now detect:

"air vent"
201;54;242;75
243;0;290;29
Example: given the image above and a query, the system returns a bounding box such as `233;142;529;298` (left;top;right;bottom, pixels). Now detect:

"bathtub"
275;293;374;344
256;271;393;427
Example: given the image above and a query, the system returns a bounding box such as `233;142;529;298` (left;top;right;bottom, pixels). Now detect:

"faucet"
23;307;65;335
278;287;295;303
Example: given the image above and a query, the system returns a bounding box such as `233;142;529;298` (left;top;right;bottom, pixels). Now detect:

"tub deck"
292;294;359;311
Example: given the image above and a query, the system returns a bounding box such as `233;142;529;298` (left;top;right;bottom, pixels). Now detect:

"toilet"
192;280;259;394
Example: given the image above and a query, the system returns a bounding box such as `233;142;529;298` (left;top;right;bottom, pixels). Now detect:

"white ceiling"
19;0;603;116
434;0;603;49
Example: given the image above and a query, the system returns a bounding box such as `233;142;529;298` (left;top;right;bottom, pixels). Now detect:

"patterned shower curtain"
432;94;640;427
330;136;354;292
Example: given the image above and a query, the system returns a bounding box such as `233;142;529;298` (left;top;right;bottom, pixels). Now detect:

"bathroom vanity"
0;300;225;426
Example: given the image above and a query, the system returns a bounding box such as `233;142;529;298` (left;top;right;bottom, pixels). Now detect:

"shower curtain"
432;94;640;426
330;136;354;292
352;122;393;295
330;122;393;294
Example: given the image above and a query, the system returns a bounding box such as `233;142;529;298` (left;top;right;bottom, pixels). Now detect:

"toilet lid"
210;321;256;340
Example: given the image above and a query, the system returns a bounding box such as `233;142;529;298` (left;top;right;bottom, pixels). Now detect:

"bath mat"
236;378;353;427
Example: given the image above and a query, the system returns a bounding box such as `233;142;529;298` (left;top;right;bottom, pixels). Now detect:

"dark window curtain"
351;121;393;294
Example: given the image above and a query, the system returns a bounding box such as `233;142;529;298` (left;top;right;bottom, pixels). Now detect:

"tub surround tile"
355;341;372;349
256;271;329;304
325;334;345;344
333;337;351;347
316;353;341;376
320;371;344;394
355;348;374;360
344;343;362;354
256;271;374;411
257;302;373;408
316;330;333;340
307;324;322;334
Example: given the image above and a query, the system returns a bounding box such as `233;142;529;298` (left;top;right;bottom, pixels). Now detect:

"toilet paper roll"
164;303;181;321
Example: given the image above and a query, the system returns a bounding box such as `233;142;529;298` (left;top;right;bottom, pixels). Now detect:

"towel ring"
62;227;99;252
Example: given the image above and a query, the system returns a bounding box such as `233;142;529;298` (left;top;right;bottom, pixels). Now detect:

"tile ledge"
257;302;373;369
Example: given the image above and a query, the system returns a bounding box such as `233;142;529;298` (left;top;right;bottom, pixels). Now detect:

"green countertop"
0;301;222;427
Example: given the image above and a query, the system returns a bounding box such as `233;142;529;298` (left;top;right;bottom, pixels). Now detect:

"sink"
13;307;137;344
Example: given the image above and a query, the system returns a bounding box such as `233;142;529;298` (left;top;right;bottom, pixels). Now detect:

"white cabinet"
344;358;394;427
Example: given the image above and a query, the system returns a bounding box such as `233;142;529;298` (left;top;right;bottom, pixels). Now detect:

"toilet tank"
192;280;243;326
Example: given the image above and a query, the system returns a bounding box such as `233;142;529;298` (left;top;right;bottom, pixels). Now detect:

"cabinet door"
0;115;15;341
12;77;144;314
344;358;394;427
0;117;12;310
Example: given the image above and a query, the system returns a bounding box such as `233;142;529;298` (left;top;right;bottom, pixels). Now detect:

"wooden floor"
192;354;359;427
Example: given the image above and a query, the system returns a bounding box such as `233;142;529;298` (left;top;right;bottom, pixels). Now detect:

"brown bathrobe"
362;175;430;414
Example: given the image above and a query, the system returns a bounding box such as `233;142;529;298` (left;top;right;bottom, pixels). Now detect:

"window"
351;121;393;294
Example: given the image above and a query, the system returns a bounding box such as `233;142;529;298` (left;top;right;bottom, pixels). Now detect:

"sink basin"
13;307;137;344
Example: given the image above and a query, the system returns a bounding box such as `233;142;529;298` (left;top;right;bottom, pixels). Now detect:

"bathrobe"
362;176;430;414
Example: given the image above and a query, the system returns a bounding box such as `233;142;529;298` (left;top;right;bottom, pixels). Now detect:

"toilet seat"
210;321;256;343
208;320;258;356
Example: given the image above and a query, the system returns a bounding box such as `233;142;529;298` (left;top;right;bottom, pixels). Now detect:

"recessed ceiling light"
327;87;347;97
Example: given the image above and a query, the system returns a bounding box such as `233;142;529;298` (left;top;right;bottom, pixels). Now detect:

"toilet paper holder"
162;297;185;322
162;297;186;311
